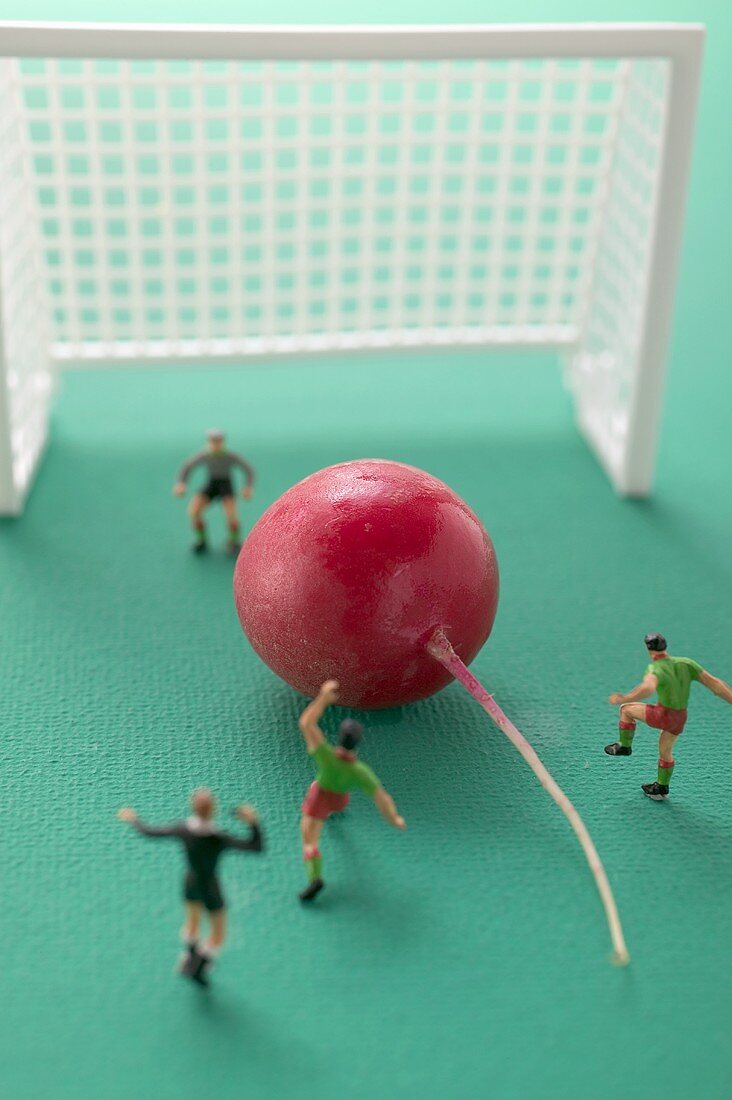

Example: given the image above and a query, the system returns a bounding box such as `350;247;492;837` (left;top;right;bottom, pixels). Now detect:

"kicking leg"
605;703;647;756
299;814;325;902
642;731;678;801
221;495;241;554
188;493;210;553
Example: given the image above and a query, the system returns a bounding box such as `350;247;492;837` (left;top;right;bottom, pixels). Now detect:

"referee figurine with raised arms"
605;633;732;800
173;430;255;555
118;789;264;986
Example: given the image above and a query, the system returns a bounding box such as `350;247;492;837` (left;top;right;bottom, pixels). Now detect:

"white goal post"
0;22;704;513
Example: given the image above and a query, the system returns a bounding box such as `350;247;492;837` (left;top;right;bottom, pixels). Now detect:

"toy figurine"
173;430;255;554
297;679;406;901
117;789;263;986
605;633;732;800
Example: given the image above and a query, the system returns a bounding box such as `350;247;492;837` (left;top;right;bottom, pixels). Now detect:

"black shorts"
201;477;234;501
184;872;225;912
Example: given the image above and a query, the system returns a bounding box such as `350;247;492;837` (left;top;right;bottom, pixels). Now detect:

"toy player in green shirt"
605;633;732;800
298;679;406;901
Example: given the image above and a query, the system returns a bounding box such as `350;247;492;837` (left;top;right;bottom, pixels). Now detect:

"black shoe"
299;878;325;902
180;945;210;986
176;943;198;974
604;742;632;756
642;781;669;801
189;957;211;987
191;540;208;554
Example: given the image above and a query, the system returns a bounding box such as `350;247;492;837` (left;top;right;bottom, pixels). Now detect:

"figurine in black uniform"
118;788;263;986
173;429;255;554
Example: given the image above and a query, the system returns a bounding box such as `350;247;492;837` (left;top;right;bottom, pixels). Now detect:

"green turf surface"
2;352;731;1100
2;2;732;1098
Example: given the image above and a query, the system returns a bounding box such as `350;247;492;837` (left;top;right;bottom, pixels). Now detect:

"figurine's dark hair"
644;632;668;652
338;718;363;751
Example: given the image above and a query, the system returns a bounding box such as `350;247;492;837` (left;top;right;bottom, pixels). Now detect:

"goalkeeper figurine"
298;679;406;901
173;430;255;554
605;633;732;800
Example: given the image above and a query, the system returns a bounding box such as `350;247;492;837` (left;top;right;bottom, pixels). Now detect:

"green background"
1;3;731;1099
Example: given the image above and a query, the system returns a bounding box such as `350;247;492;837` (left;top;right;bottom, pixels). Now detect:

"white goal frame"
0;22;705;512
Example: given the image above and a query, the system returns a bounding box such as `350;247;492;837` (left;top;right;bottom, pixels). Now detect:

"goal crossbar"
0;22;705;62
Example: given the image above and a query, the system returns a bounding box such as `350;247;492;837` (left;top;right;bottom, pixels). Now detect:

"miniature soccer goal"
0;22;704;513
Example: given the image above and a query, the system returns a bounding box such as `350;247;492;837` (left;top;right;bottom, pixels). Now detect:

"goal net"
0;23;704;512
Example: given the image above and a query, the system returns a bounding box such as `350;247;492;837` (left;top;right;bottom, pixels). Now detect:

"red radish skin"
233;459;499;708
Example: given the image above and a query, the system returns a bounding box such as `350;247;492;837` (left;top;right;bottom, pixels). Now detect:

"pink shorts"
302;782;350;821
645;705;687;735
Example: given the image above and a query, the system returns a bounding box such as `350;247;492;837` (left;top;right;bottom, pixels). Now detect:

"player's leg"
177;901;203;974
299;813;325;902
182;901;202;944
188;492;210;553
187;888;226;987
221;495;241;554
190;908;227;987
642;730;678;801
605;703;647;756
207;908;227;951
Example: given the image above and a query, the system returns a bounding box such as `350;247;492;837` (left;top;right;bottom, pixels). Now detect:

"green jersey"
310;742;380;797
647;656;703;710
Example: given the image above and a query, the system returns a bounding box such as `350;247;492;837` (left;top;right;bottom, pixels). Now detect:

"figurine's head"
191;787;216;820
207;429;225;453
644;632;667;654
338;718;363;752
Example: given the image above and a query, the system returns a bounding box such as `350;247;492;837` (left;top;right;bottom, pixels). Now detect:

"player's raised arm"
373;787;406;830
698;669;732;704
222;805;265;852
117;808;181;838
298;679;339;752
173;451;206;496
609;672;657;706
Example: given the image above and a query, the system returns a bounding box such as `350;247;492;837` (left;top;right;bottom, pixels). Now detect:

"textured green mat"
2;2;732;1098
2;352;731;1100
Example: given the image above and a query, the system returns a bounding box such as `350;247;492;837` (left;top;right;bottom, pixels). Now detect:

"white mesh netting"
566;58;667;483
0;58;52;512
0;38;688;508
10;56;660;357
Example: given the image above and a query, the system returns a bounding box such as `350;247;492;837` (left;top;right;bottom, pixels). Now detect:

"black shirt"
133;816;263;880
